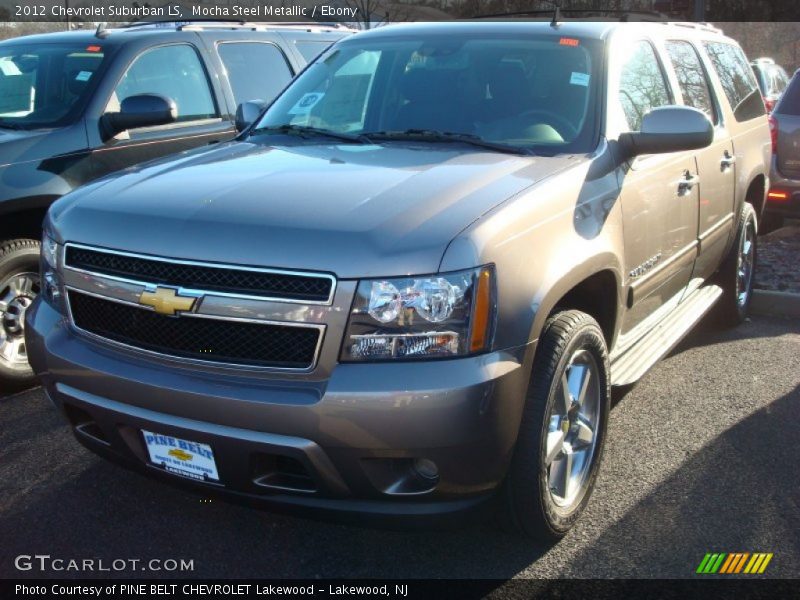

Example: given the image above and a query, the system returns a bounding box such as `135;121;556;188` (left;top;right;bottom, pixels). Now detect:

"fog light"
412;458;439;480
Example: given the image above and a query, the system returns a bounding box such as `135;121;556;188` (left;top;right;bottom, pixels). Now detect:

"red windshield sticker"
559;38;580;47
86;45;102;52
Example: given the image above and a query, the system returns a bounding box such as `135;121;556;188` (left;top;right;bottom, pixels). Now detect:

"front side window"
665;40;716;123
703;42;764;122
256;34;602;154
218;42;293;106
108;44;216;122
0;43;109;128
618;41;672;132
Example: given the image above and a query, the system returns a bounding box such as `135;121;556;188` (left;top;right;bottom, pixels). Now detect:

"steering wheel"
517;109;579;140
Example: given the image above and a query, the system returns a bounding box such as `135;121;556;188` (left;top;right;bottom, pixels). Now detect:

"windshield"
256;32;601;154
0;42;110;129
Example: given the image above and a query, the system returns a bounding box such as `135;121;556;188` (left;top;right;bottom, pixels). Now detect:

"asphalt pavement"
1;315;798;580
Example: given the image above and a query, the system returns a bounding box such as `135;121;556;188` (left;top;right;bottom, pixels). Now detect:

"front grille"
68;291;321;369
65;246;333;303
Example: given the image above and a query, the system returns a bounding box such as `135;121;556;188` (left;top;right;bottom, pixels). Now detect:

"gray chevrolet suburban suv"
26;21;770;538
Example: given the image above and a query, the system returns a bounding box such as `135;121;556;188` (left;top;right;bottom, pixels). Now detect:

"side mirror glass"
619;106;714;158
235;100;266;133
101;94;177;140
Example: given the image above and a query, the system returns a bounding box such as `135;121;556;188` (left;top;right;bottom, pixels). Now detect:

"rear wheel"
502;310;610;540
716;203;757;326
0;239;41;391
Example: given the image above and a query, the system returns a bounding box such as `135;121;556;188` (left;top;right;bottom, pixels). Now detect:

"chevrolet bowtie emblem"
138;287;198;316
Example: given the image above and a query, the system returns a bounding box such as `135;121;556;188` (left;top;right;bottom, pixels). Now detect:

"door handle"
721;151;736;171
677;171;700;196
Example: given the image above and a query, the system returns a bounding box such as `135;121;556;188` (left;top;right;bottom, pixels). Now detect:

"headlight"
41;232;64;311
341;266;495;361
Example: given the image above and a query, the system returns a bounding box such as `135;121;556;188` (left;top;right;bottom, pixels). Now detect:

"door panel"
619;153;699;336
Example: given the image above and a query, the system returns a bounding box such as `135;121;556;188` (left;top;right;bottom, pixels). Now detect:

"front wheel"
502;310;610;540
0;239;41;392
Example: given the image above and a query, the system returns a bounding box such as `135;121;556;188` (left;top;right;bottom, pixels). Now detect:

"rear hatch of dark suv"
774;73;800;180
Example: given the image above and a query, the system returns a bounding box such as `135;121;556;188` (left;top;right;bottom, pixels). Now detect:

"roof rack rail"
474;8;669;22
120;19;352;32
667;21;723;34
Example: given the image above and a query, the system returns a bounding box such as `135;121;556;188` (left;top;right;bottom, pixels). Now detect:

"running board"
610;284;723;386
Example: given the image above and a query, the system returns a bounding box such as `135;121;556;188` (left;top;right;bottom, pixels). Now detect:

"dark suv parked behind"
765;68;800;228
0;21;350;389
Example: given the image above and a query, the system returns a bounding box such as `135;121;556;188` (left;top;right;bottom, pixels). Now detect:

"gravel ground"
755;221;800;294
0;316;798;580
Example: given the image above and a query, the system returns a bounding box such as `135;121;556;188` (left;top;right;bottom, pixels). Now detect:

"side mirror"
619;106;713;159
101;94;177;140
235;100;266;133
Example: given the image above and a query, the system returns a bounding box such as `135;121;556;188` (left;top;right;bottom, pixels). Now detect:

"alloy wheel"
0;272;40;369
544;349;601;509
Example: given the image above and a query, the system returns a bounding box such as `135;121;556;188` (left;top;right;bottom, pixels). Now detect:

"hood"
0;125;86;168
51;139;579;278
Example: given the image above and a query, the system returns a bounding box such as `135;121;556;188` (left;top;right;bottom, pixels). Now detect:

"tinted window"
618;41;672;131
0;43;108;128
259;35;602;153
775;73;800;116
109;44;216;122
218;42;293;106
704;42;764;122
665;41;716;123
295;41;335;64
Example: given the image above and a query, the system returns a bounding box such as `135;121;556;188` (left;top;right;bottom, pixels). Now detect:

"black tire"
0;239;41;392
501;310;610;540
716;203;757;327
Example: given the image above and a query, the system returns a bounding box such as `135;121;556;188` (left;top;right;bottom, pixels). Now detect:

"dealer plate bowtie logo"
168;449;193;462
696;552;773;574
138;287;199;316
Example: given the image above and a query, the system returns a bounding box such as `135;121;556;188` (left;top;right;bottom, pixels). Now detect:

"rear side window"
109;44;216;122
294;41;335;64
618;41;672;131
665;41;716;123
703;42;764;122
775;73;800;116
218;42;293;106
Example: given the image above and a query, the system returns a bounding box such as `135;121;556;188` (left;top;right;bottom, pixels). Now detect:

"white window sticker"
75;70;93;82
0;58;21;76
570;72;590;87
288;92;324;115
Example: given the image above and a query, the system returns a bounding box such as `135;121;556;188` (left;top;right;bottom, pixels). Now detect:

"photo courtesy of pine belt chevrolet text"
21;21;770;539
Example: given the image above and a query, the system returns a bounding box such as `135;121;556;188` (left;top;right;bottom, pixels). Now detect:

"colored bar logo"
696;552;773;574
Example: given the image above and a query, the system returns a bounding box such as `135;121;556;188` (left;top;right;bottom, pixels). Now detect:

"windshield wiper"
250;124;372;144
363;129;534;156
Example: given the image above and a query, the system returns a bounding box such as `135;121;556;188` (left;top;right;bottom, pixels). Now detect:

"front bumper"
25;298;533;525
767;159;800;218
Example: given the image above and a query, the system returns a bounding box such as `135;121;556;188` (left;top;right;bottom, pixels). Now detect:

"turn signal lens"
469;268;493;352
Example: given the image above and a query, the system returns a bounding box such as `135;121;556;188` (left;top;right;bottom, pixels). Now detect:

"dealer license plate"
142;430;220;482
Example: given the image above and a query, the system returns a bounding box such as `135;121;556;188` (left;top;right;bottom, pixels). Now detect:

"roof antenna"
550;1;561;28
95;22;110;39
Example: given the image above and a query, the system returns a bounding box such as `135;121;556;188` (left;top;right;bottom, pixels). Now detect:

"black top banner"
0;0;799;24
